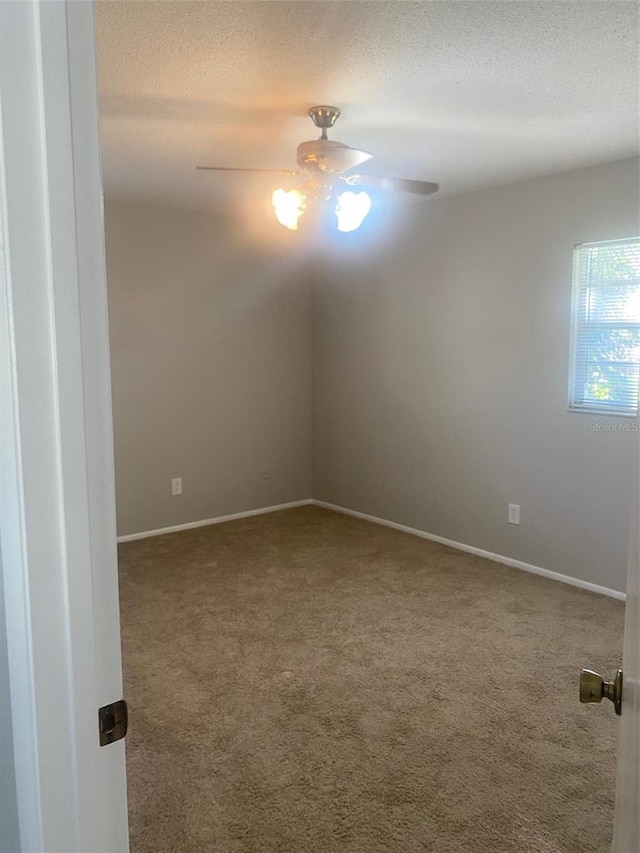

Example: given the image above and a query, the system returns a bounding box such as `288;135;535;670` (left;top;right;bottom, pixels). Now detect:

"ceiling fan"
196;106;439;232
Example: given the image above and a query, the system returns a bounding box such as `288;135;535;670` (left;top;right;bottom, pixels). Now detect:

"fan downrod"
308;105;340;140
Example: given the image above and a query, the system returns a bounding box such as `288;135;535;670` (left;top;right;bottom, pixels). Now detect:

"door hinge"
98;699;128;746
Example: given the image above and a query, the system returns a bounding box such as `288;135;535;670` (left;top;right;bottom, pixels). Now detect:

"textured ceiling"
95;1;639;211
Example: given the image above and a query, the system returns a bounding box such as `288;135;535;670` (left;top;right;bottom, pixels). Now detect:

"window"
569;237;640;416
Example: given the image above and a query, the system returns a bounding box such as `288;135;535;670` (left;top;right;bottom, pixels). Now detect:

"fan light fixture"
336;190;371;233
271;188;305;230
272;185;371;232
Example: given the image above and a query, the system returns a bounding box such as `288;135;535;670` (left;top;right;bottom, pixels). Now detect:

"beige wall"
106;161;639;592
312;158;639;593
105;201;312;537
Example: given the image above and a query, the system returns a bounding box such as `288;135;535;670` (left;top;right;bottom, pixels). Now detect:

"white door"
0;1;128;850
613;434;640;851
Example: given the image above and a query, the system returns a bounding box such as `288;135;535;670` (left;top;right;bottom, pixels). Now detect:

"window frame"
568;236;640;418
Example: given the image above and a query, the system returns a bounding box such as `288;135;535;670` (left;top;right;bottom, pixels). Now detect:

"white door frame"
0;2;128;850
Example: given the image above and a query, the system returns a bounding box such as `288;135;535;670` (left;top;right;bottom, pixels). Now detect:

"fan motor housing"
296;139;372;174
297;139;342;170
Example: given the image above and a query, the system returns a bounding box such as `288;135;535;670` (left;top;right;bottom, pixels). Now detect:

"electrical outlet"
171;477;182;496
508;503;520;525
263;468;272;480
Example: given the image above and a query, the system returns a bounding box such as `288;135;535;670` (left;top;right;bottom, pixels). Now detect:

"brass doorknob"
579;668;622;716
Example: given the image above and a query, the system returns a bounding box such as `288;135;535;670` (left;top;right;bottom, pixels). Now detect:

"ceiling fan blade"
344;174;439;196
196;166;299;175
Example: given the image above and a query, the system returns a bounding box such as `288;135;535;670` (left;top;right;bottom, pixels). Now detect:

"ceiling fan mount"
307;105;341;134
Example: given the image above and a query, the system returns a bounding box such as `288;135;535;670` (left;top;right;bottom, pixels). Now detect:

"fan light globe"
335;191;371;233
272;188;305;230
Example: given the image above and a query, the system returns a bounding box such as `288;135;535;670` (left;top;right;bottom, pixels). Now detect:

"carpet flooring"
118;506;624;853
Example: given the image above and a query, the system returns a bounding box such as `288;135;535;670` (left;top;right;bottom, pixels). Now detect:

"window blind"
569;237;640;416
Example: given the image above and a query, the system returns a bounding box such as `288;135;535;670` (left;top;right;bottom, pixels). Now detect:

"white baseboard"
117;499;313;543
117;496;626;601
311;500;626;601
